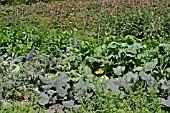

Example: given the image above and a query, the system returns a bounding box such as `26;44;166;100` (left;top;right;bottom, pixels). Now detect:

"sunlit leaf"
101;75;109;80
95;68;105;74
11;64;20;73
107;41;119;48
166;68;170;73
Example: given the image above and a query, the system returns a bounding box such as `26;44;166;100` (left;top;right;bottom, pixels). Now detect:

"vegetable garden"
0;0;170;113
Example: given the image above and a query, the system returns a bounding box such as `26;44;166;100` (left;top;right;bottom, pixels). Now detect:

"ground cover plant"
0;0;170;113
0;0;65;5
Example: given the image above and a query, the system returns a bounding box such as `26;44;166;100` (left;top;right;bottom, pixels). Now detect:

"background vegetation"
0;0;170;112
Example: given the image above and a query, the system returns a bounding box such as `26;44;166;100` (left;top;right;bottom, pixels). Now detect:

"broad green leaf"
39;75;54;85
62;100;74;108
113;66;125;75
137;53;146;59
54;72;70;97
56;88;68;97
125;72;138;83
45;109;55;113
139;71;150;80
47;90;56;97
94;46;102;57
86;56;98;63
159;43;170;51
133;66;142;71
107;42;118;48
11;64;20;73
38;93;49;105
126;46;137;54
84;66;93;77
58;72;70;83
166;68;170;73
62;56;76;65
125;35;136;43
161;96;170;107
33;87;41;95
143;59;158;72
120;43;129;47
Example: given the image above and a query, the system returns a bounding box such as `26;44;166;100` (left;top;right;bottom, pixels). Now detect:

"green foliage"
0;101;45;113
0;28;170;112
0;24;72;57
0;4;170;112
100;10;170;40
0;0;64;5
57;35;170;80
72;76;166;113
34;72;74;112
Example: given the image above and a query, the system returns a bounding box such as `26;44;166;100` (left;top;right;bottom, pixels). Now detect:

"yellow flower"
95;68;105;74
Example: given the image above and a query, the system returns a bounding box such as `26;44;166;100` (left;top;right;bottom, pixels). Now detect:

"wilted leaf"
126;46;137;54
59;72;70;82
104;55;114;60
121;78;133;88
161;80;170;90
137;54;145;59
119;91;125;99
161;84;168;90
17;56;27;62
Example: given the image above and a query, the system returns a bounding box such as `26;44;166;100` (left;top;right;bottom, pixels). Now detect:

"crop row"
0;8;170;112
